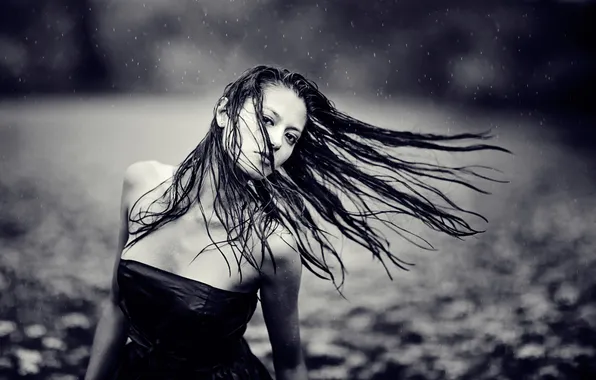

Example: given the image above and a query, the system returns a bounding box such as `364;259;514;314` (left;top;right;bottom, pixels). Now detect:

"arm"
84;163;142;380
260;232;309;380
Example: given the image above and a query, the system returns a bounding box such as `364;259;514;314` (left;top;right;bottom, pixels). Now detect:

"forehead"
261;85;307;130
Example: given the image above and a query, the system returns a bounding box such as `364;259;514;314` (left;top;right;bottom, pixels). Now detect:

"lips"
257;152;271;160
256;151;271;164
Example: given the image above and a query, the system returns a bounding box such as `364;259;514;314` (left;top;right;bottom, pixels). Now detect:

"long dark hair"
126;65;510;291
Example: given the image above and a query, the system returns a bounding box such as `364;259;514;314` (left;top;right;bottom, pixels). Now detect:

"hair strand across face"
125;65;512;295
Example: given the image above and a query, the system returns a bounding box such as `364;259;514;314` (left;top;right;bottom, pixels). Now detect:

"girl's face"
217;84;307;179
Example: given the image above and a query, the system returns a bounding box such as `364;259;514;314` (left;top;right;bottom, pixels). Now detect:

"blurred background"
1;0;595;379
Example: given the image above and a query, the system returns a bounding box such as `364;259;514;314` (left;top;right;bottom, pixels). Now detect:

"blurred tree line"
0;0;594;112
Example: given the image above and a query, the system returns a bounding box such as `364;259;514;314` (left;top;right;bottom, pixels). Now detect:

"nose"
268;129;283;151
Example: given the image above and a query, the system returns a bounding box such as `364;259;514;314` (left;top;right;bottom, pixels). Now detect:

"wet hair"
126;65;511;292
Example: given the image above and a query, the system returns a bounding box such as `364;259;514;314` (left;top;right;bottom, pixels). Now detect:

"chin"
242;166;273;180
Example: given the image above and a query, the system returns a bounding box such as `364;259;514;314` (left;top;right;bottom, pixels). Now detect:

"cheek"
224;122;259;153
240;119;265;146
275;148;295;167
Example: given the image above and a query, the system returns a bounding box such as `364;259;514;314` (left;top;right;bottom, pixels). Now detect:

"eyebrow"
265;108;304;133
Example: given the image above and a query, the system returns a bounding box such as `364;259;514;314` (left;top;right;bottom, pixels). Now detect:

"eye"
286;133;298;145
263;116;274;126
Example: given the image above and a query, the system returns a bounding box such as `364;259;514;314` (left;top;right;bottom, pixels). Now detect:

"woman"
84;65;509;379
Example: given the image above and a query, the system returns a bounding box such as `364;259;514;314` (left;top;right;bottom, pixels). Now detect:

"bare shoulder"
123;160;170;185
123;160;173;192
119;161;174;213
260;228;302;282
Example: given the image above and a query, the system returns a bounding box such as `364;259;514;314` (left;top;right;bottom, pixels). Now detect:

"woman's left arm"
260;232;308;380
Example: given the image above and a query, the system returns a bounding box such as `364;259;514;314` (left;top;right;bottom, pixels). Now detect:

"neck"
197;161;221;213
176;152;254;216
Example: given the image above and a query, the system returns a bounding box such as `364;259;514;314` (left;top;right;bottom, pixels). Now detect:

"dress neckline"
119;258;258;298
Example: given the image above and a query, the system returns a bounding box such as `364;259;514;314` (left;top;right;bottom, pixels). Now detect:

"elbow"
97;297;128;334
84;299;129;380
275;362;308;380
100;297;120;318
273;346;307;376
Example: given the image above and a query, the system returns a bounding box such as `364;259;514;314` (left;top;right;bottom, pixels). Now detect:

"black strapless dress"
115;259;273;379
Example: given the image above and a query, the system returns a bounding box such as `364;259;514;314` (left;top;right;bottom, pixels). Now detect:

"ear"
215;97;229;128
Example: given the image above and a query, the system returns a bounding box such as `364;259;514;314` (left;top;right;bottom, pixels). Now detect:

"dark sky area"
1;0;594;114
